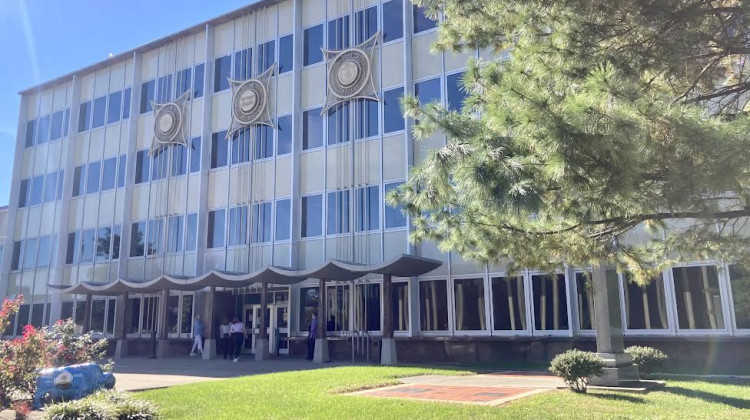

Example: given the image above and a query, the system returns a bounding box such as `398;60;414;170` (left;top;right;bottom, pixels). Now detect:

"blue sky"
0;0;259;206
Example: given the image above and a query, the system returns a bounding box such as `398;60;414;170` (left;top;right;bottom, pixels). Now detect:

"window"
36;115;50;144
257;40;275;75
328;15;351;50
101;157;117;191
231;128;251;165
112;225;121;260
419;280;449;330
303;25;324;66
384;182;407;228
491;276;527;331
672;265;725;330
190;136;201;173
167;215;184;253
454;278;487;331
303;108;324;150
728;265;750;329
301;195;323;237
275;199;291;241
234;48;253;80
135;151;150;184
326;284;350;332
65;233;78;264
211;131;229;168
92;96;106;128
16;305;29;336
64;108;70;136
575;272;595;330
11;241;22;270
141;296;160;335
251;202;272;243
72;165;86;197
228;206;248;246
415;77;441;104
180;295;193;335
156;74;173;103
29;175;43;206
106;298;116;334
78;101;91;132
90;300;106;332
117;155;126;188
622;272;668;330
355;283;381;331
413;5;437;33
140;80;155;114
80;229;95;263
37;236;52;267
147;219;164;256
171;144;187;176
356;99;379;139
214;55;231;92
108;91;122;124
278;34;294;74
327;103;350;145
151;148;168;181
193;64;205;99
392;282;409;331
531;274;569;331
127;297;140;334
122;88;131;119
86;161;101;194
168;294;193;334
327;190;350;235
96;227;111;261
277;115;292;155
255;125;273;160
176;68;192;99
356;186;379;231
57;170;64;200
446;72;467;111
18;179;29;208
382;0;403;42
23;238;37;269
43;172;58;203
299;287;319;332
25;120;36;147
130;222;146;257
50;111;64;141
186;213;198;251
355;6;378;44
207;209;226;248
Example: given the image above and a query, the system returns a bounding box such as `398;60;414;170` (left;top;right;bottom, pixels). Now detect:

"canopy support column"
156;290;170;358
202;286;217;360
313;278;329;363
114;292;129;359
381;273;397;365
256;282;270;360
81;294;93;333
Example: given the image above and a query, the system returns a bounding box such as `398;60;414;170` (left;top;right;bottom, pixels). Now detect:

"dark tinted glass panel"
117;155;126;188
156;74;173;103
419;280;449;330
355;6;378;44
43;172;58;203
382;0;403;42
140;80;155;114
92;96;106;128
72;165;85;197
186;213;197;251
208;210;226;248
729;265;750;329
23;238;37;269
413;5;437;33
151;148;168;181
86;161;101;194
30;175;43;205
672;266;725;330
176;68;192;98
301;195;323;237
251;202;272;243
171;144;187;176
37;236;51;268
392;282;409;331
112;225;121;260
36;115;50;144
11;241;22;270
299;287;319;333
107;91;122;124
254;125;273;160
355;99;379;139
356;186;379;231
190;137;201;172
234;48;252;80
135;151;150;184
66;233;78;264
415;77;441;104
303;25;324;66
214;55;231;92
96;227;111;261
454;278;486;330
383;87;405;133
575;272;595;330
25;120;35;147
275;199;291;241
446;72;467;111
193;64;205;99
279;34;294;74
63;108;70;136
91;300;105;332
80;229;95;262
57;170;64;200
106;299;116;334
147;219;164;256
257;40;275;75
327;190;350;235
303;108;324;149
122;88;131;119
78;101;91;132
327;102;350;145
167;215;184;253
384;182;406;228
18;179;29;207
277;115;292;155
227;206;248;246
531;274;569;330
623;272;668;330
211;131;229;168
15;305;29;336
50;111;64;140
101;157;117;191
355;283;381;331
231;128;251;165
328;15;350;50
492;276;526;331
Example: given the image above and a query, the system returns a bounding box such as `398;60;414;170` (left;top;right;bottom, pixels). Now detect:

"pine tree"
396;0;750;284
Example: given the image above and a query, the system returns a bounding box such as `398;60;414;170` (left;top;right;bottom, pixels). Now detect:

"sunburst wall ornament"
322;32;380;115
151;90;190;155
227;64;275;139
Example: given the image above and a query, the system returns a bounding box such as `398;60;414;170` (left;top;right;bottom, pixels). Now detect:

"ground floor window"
672;265;725;330
728;265;750;330
453;278;486;331
491;276;527;331
326;284;349;332
167;294;194;336
623;272;669;330
299;287;319;334
15;304;29;336
392;282;409;332
355;283;381;331
575;272;595;331
128;295;160;336
419;280;449;331
531;274;569;331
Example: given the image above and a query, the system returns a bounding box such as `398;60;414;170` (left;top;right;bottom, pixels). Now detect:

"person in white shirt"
229;317;247;362
219;317;231;360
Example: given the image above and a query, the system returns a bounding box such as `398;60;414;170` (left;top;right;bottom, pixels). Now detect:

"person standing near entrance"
307;312;318;361
219;317;231;359
230;317;247;362
190;315;204;357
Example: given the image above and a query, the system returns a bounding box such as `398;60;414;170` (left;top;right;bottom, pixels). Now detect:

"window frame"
451;275;491;336
528;270;573;337
488;271;532;337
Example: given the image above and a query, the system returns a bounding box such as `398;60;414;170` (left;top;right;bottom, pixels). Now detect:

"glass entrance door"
243;304;289;355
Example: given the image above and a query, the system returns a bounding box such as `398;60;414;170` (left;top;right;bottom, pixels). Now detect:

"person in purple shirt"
307;312;318;361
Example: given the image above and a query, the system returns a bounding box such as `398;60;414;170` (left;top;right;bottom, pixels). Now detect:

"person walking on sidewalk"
306;312;318;361
230;317;247;362
190;315;205;357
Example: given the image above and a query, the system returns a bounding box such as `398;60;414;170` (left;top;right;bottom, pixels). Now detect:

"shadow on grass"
662;386;750;409
587;392;646;404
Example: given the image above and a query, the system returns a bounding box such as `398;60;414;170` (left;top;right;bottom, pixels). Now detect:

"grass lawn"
139;366;750;419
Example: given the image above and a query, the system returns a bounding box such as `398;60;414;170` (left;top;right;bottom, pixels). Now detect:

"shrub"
44;390;159;420
549;349;605;393
626;346;668;374
45;319;112;372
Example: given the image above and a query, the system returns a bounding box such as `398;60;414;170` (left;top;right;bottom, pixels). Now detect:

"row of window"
140;64;206;114
135;138;202;184
300;183;406;238
10;235;56;271
78;88;132;133
25;108;71;148
18;170;64;208
207;200;288;248
126;294;194;337
66;225;122;265
129;214;198;257
209;123;290;169
300;265;750;334
214;35;292;93
72;155;127;197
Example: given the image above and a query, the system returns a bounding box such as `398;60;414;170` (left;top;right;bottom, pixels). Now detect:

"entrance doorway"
242;303;289;355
